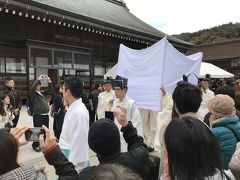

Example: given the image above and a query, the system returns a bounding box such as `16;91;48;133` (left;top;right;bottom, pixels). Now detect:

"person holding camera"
80;106;149;179
30;75;53;152
0;125;78;179
0;94;15;129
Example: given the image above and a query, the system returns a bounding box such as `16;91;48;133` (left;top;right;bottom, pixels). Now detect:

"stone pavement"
17;106;99;179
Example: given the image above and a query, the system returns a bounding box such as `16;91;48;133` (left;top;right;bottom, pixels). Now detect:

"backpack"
26;96;33;116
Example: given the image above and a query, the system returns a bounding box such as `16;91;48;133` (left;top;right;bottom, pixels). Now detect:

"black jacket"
52;92;65;139
45;145;78;179
79;122;150;179
89;89;102;110
0;86;22;110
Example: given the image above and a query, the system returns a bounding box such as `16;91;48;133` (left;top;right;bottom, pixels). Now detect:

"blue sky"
124;0;240;35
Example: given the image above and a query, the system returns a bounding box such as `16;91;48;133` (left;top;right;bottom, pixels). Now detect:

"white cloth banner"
117;37;203;111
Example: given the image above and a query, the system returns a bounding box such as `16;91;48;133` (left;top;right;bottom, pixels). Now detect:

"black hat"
113;75;128;89
103;77;113;85
182;73;199;83
88;118;120;157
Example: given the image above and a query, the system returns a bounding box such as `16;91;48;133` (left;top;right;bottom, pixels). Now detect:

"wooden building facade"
0;0;192;100
187;39;240;78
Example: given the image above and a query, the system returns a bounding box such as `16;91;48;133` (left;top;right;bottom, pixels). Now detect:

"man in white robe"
139;108;158;152
97;80;114;119
111;75;143;152
59;76;89;173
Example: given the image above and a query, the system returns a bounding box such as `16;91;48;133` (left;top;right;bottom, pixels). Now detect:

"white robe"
59;98;89;167
97;90;114;119
112;96;143;152
154;94;173;153
198;88;215;121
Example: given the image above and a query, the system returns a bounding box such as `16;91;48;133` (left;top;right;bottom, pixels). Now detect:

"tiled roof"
12;0;192;47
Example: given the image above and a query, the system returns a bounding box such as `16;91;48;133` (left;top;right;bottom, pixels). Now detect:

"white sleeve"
130;103;143;136
68;111;89;165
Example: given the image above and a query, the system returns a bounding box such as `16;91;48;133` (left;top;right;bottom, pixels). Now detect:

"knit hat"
88;118;120;157
208;94;236;117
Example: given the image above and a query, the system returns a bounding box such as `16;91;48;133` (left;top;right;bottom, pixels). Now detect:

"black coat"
45;145;78;179
79;122;150;179
52;93;65;139
89;89;102;110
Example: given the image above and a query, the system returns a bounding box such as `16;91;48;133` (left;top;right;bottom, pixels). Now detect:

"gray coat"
0;164;46;180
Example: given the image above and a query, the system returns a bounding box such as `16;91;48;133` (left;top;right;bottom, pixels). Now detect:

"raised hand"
160;85;167;96
10;126;29;147
39;125;56;153
113;106;128;127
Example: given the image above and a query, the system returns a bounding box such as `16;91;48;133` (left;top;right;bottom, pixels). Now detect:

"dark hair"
54;84;61;94
172;83;202;114
171;105;179;118
94;82;100;89
215;85;235;99
164;116;224;180
64;76;83;98
0;130;19;175
4;77;13;85
147;155;160;180
235;93;240;111
0;94;10;116
225;79;234;87
79;163;142;180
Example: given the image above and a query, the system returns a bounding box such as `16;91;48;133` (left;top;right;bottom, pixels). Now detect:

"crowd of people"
0;75;240;180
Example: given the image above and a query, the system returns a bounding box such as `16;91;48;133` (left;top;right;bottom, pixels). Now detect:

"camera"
25;127;45;142
40;75;49;87
0;127;10;132
105;111;114;121
5;122;13;129
41;74;48;78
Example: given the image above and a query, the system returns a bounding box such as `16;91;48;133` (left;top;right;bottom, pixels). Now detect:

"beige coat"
198;88;215;121
229;142;240;180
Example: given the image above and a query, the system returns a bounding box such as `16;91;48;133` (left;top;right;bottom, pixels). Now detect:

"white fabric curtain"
117;37;202;111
